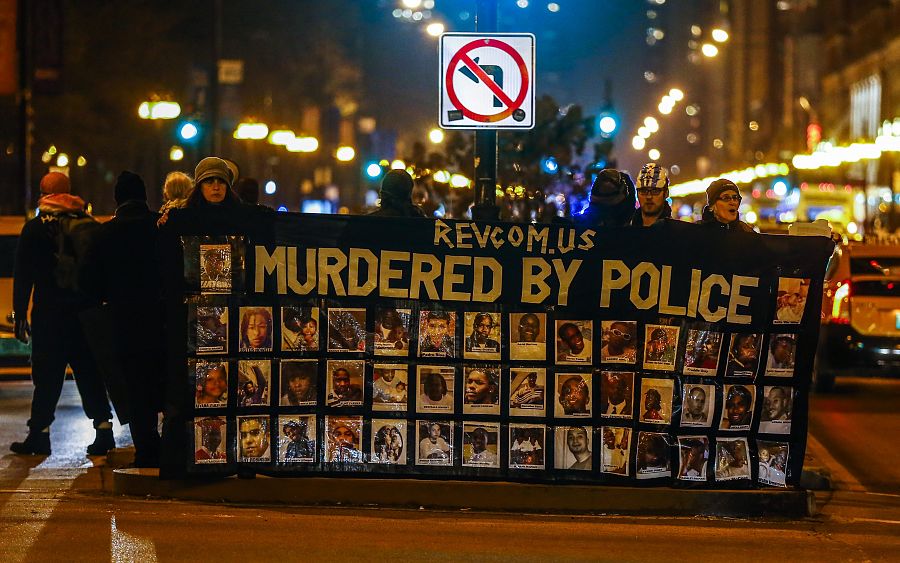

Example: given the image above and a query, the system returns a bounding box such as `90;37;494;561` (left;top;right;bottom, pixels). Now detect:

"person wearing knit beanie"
700;178;754;232
39;172;71;195
185;156;237;207
368;169;426;218
573;168;636;228
114;171;147;205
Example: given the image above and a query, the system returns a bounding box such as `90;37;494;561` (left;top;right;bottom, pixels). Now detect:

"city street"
0;377;897;562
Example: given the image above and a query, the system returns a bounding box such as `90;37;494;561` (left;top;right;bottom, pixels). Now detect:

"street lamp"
336;146;356;162
711;28;729;43
429;128;444;144
138;97;181;205
701;43;719;58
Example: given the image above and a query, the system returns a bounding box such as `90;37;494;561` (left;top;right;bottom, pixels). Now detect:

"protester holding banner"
572;169;636;228
700;178;754;232
631;163;672;227
368;170;427;218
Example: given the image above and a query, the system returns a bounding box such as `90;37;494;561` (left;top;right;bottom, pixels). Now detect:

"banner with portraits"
170;213;833;489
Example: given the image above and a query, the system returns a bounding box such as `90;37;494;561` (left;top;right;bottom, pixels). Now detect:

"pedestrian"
160;171;193;214
11;172;114;456
80;171;165;467
233;177;261;205
699;178;754;232
631;163;673;227
368;169;427;217
572;169;636;228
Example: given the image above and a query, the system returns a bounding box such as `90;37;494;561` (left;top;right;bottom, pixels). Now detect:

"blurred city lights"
632;136;647;150
41;151;51;163
56;153;69;167
138;100;181;120
450;173;471;188
541;157;559;173
638;126;651;138
277;205;288;212
547;3;560;13
366;163;383;178
391;159;406;170
233;122;269;140
401;0;422;9
773;180;788;197
429;128;445;143
711;28;729;42
517;0;529;7
426;22;445;36
648;149;660;161
76;156;86;167
48;145;57;155
267;129;295;146
701;43;719;57
669;88;684;101
336;146;356;162
265;181;277;195
178;122;199;141
169;146;184;161
286;136;319;153
598;115;618;135
644;116;659;132
433;170;451;183
745;210;758;224
847;221;858;234
658;102;673;115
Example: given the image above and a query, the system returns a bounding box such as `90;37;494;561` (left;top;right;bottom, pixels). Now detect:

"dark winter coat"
629;202;673;227
368;198;428;218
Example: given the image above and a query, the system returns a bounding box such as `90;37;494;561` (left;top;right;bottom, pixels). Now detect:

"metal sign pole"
472;0;499;221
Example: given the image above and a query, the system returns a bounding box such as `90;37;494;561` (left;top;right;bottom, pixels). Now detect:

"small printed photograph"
765;334;797;376
417;365;456;413
639;377;674;424
327;308;367;352
677;436;709;482
195;361;228;408
462;422;500;468
373;307;411;356
237;360;270;407
199;244;231;293
237;415;271;463
508;368;546;416
238;306;273;352
757;440;789;487
555;373;592;418
636;431;671;479
715;438;751;481
726;333;763;377
509;312;547;361
642;324;680;371
683;329;724;376
416;420;453;466
554;426;593;471
720;384;756;431
325;360;365;407
372;364;409;411
281;306;319;352
279;360;318;406
463;366;501;415
680;384;715;427
599;371;634;419
555;320;593;365
418;310;457;357
600;321;637;364
196;306;228;354
194;416;227;463
278;415;316;463
464;312;502;360
509;424;546;469
759;385;793;434
371;419;407;464
325;416;364;463
601;426;631;475
775;277;810;324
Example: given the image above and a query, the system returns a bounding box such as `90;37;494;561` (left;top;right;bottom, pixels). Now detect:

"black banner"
165;212;833;489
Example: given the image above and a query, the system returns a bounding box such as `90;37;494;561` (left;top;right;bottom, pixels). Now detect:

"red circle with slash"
445;38;530;123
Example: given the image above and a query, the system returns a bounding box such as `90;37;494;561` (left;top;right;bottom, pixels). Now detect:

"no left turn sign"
439;33;535;130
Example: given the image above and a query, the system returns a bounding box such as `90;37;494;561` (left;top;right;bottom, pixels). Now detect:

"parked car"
816;241;900;391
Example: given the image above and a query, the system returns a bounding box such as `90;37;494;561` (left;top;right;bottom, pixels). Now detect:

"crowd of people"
8;154;754;467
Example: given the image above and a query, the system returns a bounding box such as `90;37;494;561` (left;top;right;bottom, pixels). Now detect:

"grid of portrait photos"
183;243;809;489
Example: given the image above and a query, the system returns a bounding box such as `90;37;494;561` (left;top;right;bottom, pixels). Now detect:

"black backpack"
52;213;100;291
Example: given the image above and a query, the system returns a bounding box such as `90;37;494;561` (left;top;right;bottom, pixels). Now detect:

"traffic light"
178;121;200;142
597;112;618;138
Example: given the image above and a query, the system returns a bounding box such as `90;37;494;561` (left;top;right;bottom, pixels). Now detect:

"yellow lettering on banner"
687;268;702;318
410;253;442;300
552;259;581;306
522;258;551;304
557;228;575;254
379;250;410;298
442;256;471;301
489;226;505;249
317;248;348;296
728;275;758;324
699;274;730;322
348;248;378;296
527;226;550;254
599;260;630;307
455;223;473;249
255;246;285;294
471;223;491;248
472;257;502;302
508;226;524;247
434;220;454;248
287;247;316;295
577;230;596;251
658;265;687;315
630;262;660;310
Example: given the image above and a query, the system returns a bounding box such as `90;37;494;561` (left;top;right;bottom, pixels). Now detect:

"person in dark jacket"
234;177;260;205
572;169;636;228
631;163;673;227
699;178;754;232
80;171;165;467
368;170;427;217
10;172;114;456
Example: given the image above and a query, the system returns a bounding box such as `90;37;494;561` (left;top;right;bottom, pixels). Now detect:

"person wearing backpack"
10;172;114;456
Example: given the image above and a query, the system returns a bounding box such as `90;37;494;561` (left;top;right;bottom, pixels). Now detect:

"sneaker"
10;432;51;455
86;428;115;456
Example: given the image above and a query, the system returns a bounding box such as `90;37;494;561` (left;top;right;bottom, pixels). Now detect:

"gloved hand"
14;316;30;344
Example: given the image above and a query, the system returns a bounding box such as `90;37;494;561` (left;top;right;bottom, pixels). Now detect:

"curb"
109;469;816;518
